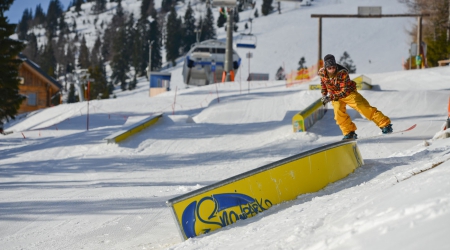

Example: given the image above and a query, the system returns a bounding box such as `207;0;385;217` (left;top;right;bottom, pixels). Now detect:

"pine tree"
71;17;77;32
129;75;137;90
165;6;182;65
261;0;273;16
22;32;39;62
66;0;75;11
88;65;109;99
137;0;160;76
125;13;135;56
55;30;67;76
93;0;106;14
130;29;145;75
33;4;46;26
102;25;113;61
65;44;75;73
135;18;147;76
149;11;162;71
18;8;32;40
78;35;90;69
40;39;57;77
140;0;155;18
200;6;216;41
161;0;173;13
111;0;125;28
91;36;102;68
0;0;27;122
426;31;450;67
183;2;196;53
126;13;140;81
298;56;306;70
75;0;84;13
402;0;450;66
103;0;126;61
339;51;356;73
58;12;68;33
67;83;78;103
46;0;64;37
111;26;130;91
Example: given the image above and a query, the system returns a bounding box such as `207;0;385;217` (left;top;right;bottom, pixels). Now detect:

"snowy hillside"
27;0;414;90
2;0;450;249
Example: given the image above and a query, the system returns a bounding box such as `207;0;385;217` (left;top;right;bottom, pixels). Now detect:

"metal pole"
248;54;250;94
318;17;322;65
409;49;411;70
148;40;154;78
225;8;234;82
417;16;422;69
86;74;90;131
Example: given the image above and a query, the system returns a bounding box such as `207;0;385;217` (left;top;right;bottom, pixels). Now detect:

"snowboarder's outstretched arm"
318;67;356;101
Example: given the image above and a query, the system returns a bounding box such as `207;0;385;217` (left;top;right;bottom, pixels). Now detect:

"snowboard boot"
381;124;393;134
342;131;357;140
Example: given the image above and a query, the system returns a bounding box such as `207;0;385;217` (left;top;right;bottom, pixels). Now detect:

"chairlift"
236;33;257;49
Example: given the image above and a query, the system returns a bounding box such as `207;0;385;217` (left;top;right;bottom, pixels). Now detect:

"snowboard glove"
321;95;331;105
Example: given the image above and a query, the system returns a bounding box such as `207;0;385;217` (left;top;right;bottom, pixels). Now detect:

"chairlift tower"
212;0;237;81
72;69;89;102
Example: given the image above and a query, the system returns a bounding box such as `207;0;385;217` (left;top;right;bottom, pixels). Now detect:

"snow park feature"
352;75;373;90
292;98;328;132
103;113;163;144
167;140;363;240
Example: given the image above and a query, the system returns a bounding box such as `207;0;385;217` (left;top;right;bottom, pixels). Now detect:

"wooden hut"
17;54;62;114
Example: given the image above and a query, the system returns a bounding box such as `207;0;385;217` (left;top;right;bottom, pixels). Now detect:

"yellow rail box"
166;140;363;240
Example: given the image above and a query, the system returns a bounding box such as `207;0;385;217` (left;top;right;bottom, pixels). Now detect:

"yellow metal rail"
104;113;163;144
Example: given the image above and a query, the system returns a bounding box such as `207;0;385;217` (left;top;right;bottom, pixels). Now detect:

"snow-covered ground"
2;0;450;249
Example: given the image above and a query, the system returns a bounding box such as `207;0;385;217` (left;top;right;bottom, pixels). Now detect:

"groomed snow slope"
1;65;450;249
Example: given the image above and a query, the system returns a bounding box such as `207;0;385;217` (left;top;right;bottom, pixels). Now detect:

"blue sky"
5;0;72;24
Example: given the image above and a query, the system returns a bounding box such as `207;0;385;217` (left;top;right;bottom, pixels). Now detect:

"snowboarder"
319;54;393;140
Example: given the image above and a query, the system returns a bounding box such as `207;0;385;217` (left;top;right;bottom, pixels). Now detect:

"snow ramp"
166;140;363;240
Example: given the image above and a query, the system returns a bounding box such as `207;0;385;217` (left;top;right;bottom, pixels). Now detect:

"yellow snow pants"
331;91;391;135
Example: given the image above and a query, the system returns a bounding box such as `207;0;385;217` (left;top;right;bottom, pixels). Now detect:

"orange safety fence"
285;60;322;88
448;95;450;118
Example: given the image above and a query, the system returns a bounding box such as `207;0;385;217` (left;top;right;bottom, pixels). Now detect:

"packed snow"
2;0;450;249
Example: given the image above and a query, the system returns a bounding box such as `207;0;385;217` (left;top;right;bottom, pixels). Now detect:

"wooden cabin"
17;54;62;114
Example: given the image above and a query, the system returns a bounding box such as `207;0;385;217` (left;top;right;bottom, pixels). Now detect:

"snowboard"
356;124;417;141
